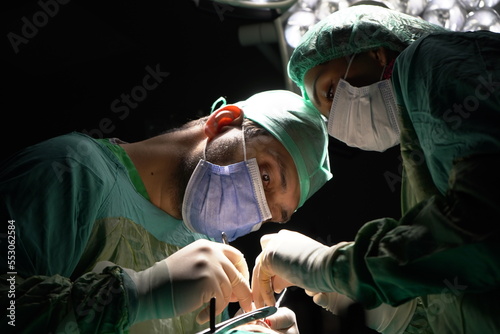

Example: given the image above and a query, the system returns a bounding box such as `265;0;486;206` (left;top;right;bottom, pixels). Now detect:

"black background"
3;1;402;333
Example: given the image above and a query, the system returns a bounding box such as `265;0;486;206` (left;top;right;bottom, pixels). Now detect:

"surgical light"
282;0;500;48
207;0;500;91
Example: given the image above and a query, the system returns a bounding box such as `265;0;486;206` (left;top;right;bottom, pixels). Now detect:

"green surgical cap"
288;5;447;100
216;90;332;208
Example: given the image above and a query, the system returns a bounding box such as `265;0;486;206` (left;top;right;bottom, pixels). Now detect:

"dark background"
3;1;402;332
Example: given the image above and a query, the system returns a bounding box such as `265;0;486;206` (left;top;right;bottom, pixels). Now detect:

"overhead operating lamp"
206;0;500;91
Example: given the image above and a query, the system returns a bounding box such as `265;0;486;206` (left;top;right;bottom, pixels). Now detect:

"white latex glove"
93;239;253;325
304;290;355;315
252;229;351;308
304;290;417;334
265;307;300;334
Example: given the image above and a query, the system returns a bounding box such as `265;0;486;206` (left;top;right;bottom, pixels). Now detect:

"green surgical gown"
327;31;500;333
0;132;224;333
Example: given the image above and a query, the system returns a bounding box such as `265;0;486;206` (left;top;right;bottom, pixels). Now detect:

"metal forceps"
197;299;278;334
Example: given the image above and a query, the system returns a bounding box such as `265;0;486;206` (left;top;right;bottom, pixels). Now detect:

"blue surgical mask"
181;127;272;242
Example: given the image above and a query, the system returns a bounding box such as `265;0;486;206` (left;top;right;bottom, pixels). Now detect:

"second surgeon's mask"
328;54;400;152
182;127;272;242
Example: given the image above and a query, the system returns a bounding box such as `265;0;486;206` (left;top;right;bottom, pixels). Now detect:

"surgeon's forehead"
249;131;276;148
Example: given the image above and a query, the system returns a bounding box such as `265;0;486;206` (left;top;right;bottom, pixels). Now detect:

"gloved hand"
93;239;253;325
305;290;417;334
265;307;300;334
252;229;351;308
304;290;354;315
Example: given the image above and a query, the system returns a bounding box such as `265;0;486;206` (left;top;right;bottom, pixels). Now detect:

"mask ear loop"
211;96;227;114
241;124;247;161
344;54;356;80
380;65;387;81
203;121;247;162
203;139;208;161
205;97;228;162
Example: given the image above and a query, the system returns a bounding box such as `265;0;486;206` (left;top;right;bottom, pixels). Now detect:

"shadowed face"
206;127;300;225
303;51;387;118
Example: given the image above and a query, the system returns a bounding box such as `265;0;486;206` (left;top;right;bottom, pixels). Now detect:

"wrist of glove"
93;260;179;324
121;261;174;324
305;290;417;334
93;239;253;325
262;229;350;291
252;229;351;308
364;299;417;334
304;290;354;315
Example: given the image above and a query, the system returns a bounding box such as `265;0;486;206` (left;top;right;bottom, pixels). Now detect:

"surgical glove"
304;290;354;315
305;290;417;334
265;307;300;334
94;239;253;325
252;229;351;308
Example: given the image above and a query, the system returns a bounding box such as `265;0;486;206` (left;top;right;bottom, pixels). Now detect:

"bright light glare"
422;0;467;31
315;0;350;20
463;7;500;31
284;0;500;47
284;10;318;47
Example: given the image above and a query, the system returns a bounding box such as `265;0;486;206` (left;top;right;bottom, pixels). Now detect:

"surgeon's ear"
369;47;393;67
204;105;244;140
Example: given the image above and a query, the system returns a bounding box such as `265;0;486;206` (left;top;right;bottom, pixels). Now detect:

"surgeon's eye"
262;173;270;186
327;85;334;100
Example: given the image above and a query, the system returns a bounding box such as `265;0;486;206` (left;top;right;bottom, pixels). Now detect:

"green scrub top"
0;132;223;333
327;31;500;333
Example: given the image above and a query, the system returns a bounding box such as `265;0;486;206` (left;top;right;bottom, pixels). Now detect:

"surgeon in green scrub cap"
252;5;500;334
0;89;331;334
234;89;331;210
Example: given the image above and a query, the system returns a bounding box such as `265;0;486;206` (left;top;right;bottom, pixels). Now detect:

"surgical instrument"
197;306;278;334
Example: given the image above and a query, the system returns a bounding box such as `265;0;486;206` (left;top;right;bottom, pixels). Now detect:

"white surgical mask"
328;54;400;152
182;127;272;242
